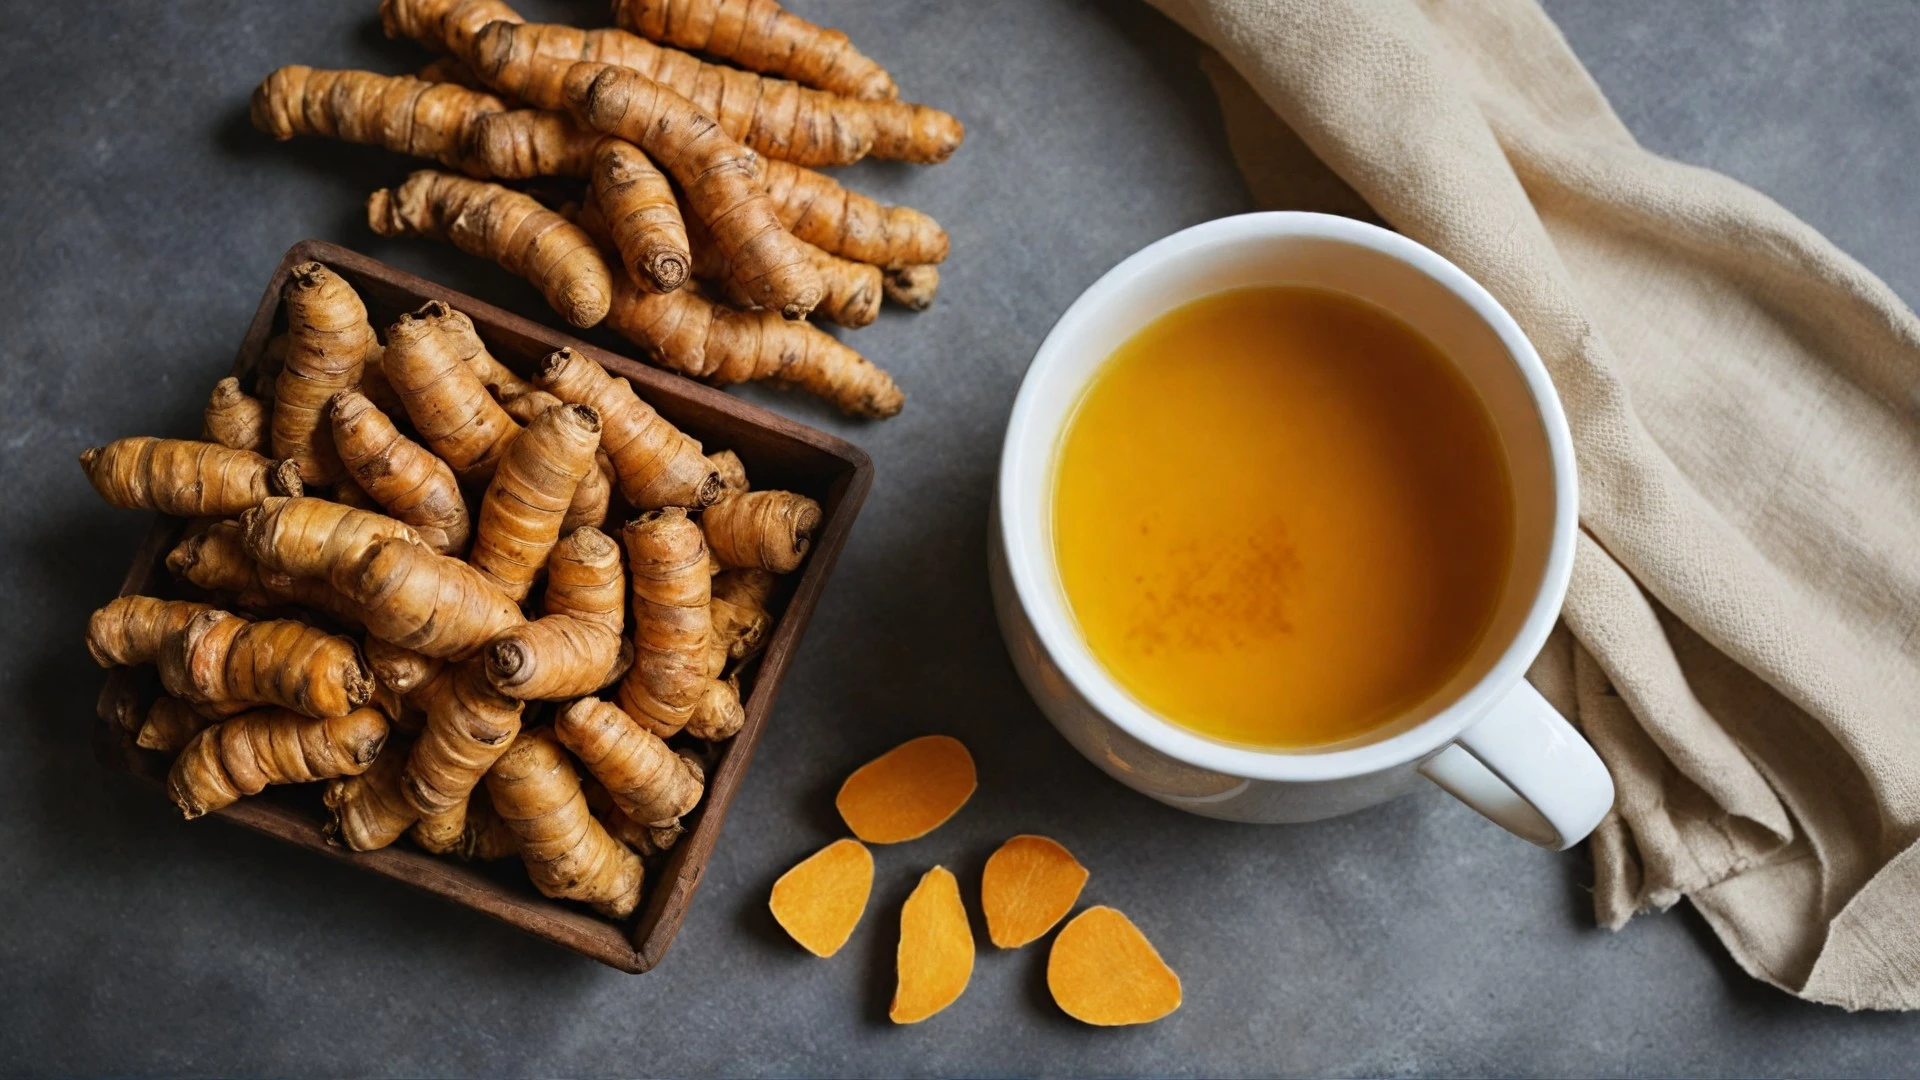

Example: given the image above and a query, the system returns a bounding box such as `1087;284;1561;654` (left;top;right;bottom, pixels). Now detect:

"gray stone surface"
2;0;1917;1074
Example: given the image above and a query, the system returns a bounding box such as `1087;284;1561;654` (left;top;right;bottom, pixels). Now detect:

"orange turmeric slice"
982;835;1089;948
1047;906;1182;1026
834;735;975;843
768;838;874;958
890;865;974;1024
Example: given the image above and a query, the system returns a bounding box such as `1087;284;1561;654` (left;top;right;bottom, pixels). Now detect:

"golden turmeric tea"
1052;286;1513;750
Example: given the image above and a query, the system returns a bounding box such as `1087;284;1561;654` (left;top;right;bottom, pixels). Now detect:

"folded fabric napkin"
1147;0;1920;1010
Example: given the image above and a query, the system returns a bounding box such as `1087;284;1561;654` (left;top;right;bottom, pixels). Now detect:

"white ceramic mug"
990;212;1613;850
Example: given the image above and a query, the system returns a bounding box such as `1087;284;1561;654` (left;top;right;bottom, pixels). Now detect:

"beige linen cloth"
1144;0;1920;1009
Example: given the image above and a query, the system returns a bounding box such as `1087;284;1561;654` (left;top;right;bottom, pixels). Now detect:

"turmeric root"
487;12;956;164
836;735;977;844
97;668;153;733
484;526;628;699
275;262;378;485
891;866;974;1024
380;0;522;58
459;786;521;860
167;520;364;626
255;332;288;403
562;450;614;533
329;390;470;555
470;401;602;601
241;496;423;594
601;271;903;419
863;96;966;166
611;0;898;102
708;449;748;494
203;378;269;454
323;737;420;850
80;437;301;517
555;697;705;825
883;265;940;311
462;17;872;169
756;157;949;269
531;347;718;510
556;61;820;318
367;680;416;729
363;635;443;695
368;170;612;328
615;509;712;738
402;660;524;818
414;55;497;94
769;838;875;958
168;705;389;819
485;727;645;917
158;609;373;719
356;360;407;420
591;138;689;293
1047;907;1183;1026
86;596;216;668
434;307;536;402
330;479;383;513
500;387;562;426
687;212;880;328
250;66;504;175
381;301;520;482
711;567;775;663
685;671;745;741
464;108;600;179
703;489;820;573
583;778;684;855
410;801;470;855
348;537;526;660
136;696;216;753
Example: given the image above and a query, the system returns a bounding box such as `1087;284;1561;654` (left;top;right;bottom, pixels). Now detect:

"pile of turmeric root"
249;0;962;420
84;260;815;921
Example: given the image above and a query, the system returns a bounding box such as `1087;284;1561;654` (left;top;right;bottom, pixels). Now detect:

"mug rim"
997;211;1578;783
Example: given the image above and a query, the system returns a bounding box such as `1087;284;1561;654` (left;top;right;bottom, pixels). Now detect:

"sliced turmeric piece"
835;735;975;844
982;835;1089;949
768;838;873;958
890;865;973;1024
1046;906;1182;1026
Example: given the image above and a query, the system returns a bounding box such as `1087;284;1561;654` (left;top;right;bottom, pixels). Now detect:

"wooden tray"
92;239;873;972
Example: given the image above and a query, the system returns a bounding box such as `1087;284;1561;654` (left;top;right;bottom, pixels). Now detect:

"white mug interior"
998;212;1577;784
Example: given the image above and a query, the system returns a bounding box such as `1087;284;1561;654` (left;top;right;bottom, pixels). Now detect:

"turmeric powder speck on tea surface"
834;735;976;844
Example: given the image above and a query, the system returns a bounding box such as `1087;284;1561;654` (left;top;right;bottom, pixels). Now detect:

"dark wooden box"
93;240;873;972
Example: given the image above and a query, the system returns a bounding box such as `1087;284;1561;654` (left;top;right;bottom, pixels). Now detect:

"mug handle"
1416;681;1613;850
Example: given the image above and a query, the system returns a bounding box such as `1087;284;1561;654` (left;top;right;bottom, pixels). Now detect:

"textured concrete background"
4;0;1918;1075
